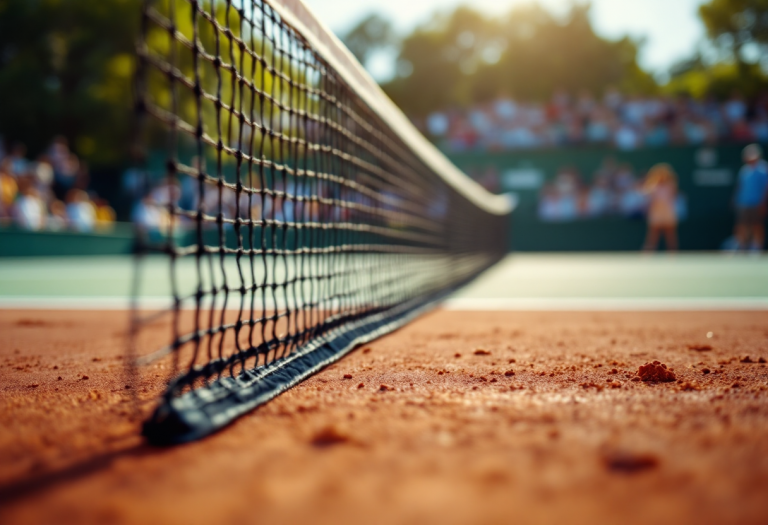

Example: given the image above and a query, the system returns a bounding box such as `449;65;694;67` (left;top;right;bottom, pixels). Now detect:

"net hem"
141;260;498;445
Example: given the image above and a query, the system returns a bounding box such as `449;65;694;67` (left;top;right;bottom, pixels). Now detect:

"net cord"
266;0;514;217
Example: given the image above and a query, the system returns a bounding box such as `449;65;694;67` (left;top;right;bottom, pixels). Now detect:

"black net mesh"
131;0;510;444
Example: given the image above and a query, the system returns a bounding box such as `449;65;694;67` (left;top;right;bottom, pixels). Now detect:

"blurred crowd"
124;155;435;236
0;137;116;232
423;89;768;152
537;158;687;223
126;156;331;235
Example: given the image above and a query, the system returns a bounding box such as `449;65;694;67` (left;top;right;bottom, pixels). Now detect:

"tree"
0;0;140;164
342;13;397;69
665;60;768;99
0;0;296;165
662;0;768;99
699;0;768;69
381;3;656;117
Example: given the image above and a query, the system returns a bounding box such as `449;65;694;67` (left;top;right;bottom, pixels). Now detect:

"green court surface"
0;253;766;310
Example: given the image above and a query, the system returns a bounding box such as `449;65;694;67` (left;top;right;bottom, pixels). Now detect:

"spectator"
65;189;96;232
49;136;80;200
47;200;68;231
538;168;582;221
723;92;747;124
731;118;754;143
642;163;679;252
424;89;768;153
34;157;55;198
753;116;768;143
618;180;647;218
645;117;670;147
426;112;449;136
0;168;19;222
55;153;80;199
733;144;768;252
48;135;70;170
94;197;117;230
7;143;28;177
12;179;46;230
132;195;167;234
614;123;641;150
586;175;612;216
0;137;117;233
538;185;562;221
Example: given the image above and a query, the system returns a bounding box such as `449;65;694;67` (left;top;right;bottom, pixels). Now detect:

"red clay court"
1;255;768;524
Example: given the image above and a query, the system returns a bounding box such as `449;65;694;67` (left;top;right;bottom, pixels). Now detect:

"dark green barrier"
0;224;135;257
448;144;757;251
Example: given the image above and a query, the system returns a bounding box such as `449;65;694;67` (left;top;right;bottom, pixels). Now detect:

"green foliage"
0;0;141;163
663;0;768;99
699;0;768;66
342;13;396;67
143;0;318;169
664;60;768;99
381;3;657;117
0;0;316;166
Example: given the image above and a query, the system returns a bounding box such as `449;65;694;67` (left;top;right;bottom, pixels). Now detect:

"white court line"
443;297;768;311
0;296;152;310
1;296;768;311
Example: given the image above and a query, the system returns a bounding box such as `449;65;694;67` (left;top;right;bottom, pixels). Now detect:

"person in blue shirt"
734;144;768;252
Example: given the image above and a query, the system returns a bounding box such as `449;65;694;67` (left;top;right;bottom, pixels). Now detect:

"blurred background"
1;0;767;255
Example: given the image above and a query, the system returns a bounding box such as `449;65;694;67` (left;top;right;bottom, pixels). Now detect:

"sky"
301;0;708;81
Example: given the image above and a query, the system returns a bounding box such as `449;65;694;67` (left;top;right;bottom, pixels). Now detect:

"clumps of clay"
677;381;701;392
634;361;676;383
310;425;350;447
603;451;659;474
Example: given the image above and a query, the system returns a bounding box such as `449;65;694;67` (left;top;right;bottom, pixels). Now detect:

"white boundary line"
1;296;767;311
443;297;768;311
0;297;150;310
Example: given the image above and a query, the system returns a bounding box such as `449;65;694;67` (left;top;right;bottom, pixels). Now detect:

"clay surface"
1;310;768;524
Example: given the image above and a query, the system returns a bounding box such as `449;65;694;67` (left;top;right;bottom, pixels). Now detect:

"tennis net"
131;0;512;444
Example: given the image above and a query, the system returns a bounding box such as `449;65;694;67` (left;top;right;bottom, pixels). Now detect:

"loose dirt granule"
636;361;676;382
504;370;515;376
310;425;349;447
342;374;353;379
474;349;491;356
604;451;659;474
379;384;392;391
741;356;754;363
688;344;713;352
